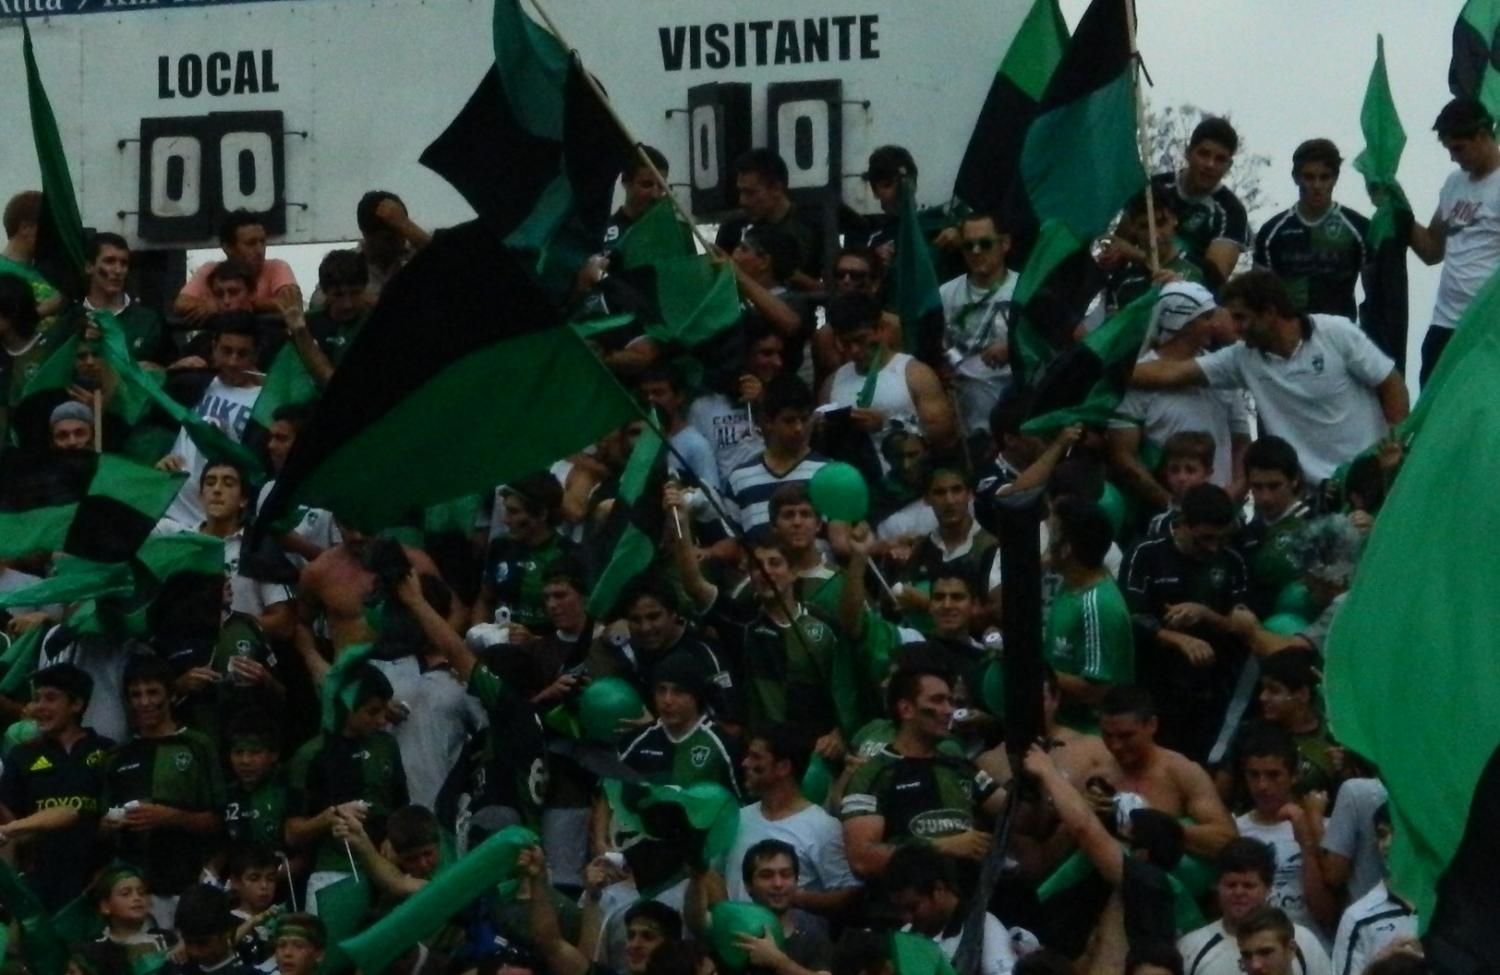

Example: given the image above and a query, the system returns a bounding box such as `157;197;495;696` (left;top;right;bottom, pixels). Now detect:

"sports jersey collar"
1293;202;1340;227
928;519;984;559
83;293;134;314
658;713;711;745
1172;169;1222;205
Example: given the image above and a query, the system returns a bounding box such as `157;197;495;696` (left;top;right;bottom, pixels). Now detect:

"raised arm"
1131;357;1208;390
393;570;476;682
518;846;592;975
666;484;717;613
1023;744;1124;887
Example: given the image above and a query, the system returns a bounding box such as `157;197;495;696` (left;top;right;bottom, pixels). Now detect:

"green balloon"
1274;581;1316;618
709;901;784;971
578;677;647;744
801;754;832;805
808;462;869;523
1263;613;1311;636
1098;482;1128;538
1;719;35;757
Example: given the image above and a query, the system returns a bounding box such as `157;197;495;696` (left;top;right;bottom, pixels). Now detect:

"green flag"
21;19;86;293
1354;35;1411;369
419;0;631;295
611;202;742;348
1451;0;1500;119
12;329;152;450
66;531;226;640
586;416;666;619
1325;266;1500;938
1021;285;1159;435
894;178;946;367
0;449;185;564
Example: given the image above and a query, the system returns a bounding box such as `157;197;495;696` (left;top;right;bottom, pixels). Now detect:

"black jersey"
1254;205;1371;320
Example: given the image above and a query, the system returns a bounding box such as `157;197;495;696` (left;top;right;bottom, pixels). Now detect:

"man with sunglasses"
938;213;1014;436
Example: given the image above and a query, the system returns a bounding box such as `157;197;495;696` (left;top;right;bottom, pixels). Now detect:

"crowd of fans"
1;85;1495;975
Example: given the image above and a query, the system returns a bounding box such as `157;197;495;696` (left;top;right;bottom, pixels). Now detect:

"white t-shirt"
911;913;1016;975
255;480;341;568
877;499;938;541
1114;350;1251;488
1178;919;1331;975
1236;813;1326;943
724;802;860;903
1320;777;1389;905
826;352;920;474
373;656;488;809
1331;882;1417;975
1196;316;1393;482
687;393;763;483
938;273;1014;383
164;378;262;526
1432;166;1500;328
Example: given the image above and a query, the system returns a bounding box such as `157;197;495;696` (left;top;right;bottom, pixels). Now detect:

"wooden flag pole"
92;389;102;452
1124;0;1160;274
527;0;719;257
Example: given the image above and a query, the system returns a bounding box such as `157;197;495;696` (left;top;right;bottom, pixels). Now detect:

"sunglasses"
963;238;999;253
833;267;871;282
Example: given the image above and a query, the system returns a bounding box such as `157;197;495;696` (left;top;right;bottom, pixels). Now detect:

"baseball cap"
1149;282;1217;346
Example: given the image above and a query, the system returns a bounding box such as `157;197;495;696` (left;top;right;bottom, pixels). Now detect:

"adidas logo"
28;756;53;772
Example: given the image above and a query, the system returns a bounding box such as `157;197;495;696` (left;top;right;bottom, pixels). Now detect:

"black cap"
1434;96;1494;138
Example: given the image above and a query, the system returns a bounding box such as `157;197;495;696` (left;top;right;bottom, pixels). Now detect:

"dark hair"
541;556;590;597
226;842;278;878
760;373;814;420
273;912;327;949
1162;430;1214;468
734;148;790;187
884;842;955;895
1216;836;1276;886
639;361;687;397
1434;96;1494;140
922;466;970;496
886;663;954;721
929;567;979;599
833;245;884;282
750;723;813;781
826;292;884;336
623;900;683;942
962;210;1007;237
271;401;315;429
1220;270;1299;320
1244;436;1303;485
207;260;255;291
218;210;266;248
768;484;817;526
989;388;1036;441
1046;456;1105;505
864;145;917;183
1180;483;1237;528
1123;185;1175;221
318;249;369;291
832;931;891;975
741;838;800;888
741;225;799;282
623;144;670;183
345;662;395;711
123;655;176;694
86;232;131;264
1124;943;1184;975
199;458;249;491
1364;955;1433;975
505;472;564;525
355;191;404;237
1235;905;1294;944
1189;116;1239;154
1129;807;1185;870
621;574;681;617
211;311;261;350
1292;138;1343;176
0;273;39;340
1373;801;1391;830
1099;685;1156;721
386;804;440;854
1236;722;1299;777
1052;498;1114;569
31;662;93;707
643;942;710;975
174;883;234;938
1259;647;1320;693
3;191;41;237
225;709;280;750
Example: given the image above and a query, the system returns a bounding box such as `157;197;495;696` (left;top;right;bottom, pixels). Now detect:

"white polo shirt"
1196;315;1393;481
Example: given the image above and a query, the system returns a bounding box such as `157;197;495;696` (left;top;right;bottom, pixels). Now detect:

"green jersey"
466;664;550;822
848;719;965;760
61;302;167;363
621;718;742;797
1107;253;1204;311
1;318;72;449
225;774;288;851
839;745;997;842
1253;205;1371;320
102;729;227;896
287;730;408;872
1044;577;1134;685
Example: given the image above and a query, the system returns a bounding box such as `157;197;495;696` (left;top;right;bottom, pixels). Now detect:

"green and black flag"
1451;0;1500;119
605;201;741;349
0;449;184;564
586;415;667;620
21;19;86;300
894;178;947;368
952;0;1069;253
1326;269;1500;971
1354;36;1412;373
257;221;640;533
420;0;631;295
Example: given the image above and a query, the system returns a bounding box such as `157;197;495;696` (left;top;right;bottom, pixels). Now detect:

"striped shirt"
725;452;829;534
1330;882;1417;975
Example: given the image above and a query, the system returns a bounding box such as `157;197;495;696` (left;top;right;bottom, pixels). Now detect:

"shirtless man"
978;669;1118;879
293;523;441;678
1096;685;1236;860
